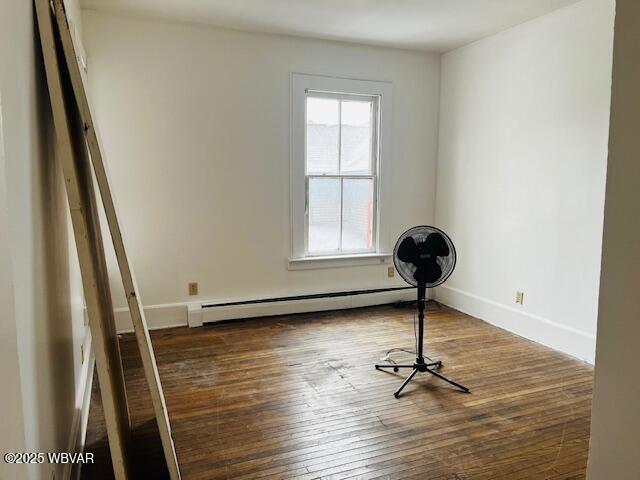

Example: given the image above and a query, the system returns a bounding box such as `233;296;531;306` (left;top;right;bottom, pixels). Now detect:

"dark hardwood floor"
81;302;593;480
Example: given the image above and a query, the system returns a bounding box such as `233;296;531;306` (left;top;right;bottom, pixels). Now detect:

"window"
306;93;378;254
291;74;392;266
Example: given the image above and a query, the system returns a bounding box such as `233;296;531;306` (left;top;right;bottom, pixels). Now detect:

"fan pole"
416;284;426;364
375;284;470;397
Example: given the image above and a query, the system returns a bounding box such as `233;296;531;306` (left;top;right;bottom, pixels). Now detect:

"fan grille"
393;226;456;288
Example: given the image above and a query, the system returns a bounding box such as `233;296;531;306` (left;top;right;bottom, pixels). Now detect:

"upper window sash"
304;91;380;180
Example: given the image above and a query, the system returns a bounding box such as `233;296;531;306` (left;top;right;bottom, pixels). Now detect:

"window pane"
308;177;341;253
340;100;373;174
306;97;339;174
342;178;374;251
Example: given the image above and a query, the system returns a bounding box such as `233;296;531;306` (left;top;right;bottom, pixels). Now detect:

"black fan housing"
393;226;456;288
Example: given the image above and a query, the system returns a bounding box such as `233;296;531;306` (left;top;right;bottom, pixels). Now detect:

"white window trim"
288;252;392;271
290;73;393;269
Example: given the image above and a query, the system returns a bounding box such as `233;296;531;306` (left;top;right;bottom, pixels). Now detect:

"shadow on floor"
81;383;169;479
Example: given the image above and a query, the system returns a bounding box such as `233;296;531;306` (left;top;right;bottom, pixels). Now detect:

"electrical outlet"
387;266;395;278
188;282;199;296
516;291;524;305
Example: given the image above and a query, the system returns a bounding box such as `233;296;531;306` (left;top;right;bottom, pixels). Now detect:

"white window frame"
289;73;393;269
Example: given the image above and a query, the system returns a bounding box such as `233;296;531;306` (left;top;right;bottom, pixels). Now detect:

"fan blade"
424;232;450;257
397;236;419;263
414;259;442;284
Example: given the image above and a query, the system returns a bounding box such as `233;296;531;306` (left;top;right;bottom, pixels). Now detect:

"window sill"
288;253;392;271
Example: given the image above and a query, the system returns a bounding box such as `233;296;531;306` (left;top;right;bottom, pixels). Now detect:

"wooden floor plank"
82;302;593;479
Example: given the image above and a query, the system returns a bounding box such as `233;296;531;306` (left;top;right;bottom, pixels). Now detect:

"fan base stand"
375;358;470;398
377;282;469;398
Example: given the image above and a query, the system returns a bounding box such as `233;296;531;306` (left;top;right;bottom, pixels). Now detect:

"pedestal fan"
376;225;470;398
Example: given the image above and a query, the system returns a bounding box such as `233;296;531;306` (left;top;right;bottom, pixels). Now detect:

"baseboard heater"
188;286;415;327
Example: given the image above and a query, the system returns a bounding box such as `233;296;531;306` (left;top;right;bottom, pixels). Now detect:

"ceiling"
80;0;583;52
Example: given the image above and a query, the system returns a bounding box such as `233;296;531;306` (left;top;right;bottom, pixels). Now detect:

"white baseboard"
188;288;417;327
435;285;596;364
112;289;418;332
114;303;188;333
64;331;95;480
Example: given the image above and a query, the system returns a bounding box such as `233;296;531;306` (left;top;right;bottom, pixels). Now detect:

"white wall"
587;0;640;477
0;87;27;480
434;0;615;363
0;0;91;478
82;10;441;325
